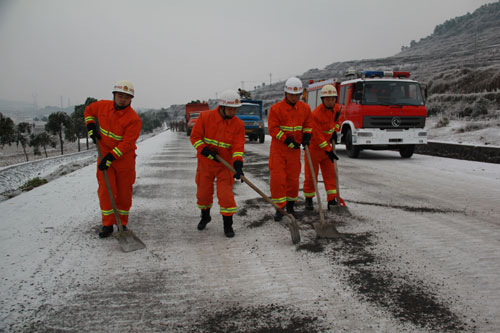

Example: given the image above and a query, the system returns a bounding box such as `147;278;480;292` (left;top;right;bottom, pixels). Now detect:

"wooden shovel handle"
304;146;326;225
331;138;341;202
95;140;123;232
215;155;289;217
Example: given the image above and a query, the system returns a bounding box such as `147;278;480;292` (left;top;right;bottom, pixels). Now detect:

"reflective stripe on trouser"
303;146;337;202
195;160;236;216
269;146;301;208
96;163;136;226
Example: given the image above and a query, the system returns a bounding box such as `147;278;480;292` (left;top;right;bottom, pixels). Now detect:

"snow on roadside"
0;132;158;201
0;150;96;200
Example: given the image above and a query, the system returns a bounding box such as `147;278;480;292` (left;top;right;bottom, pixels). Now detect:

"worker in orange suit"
190;89;245;238
303;84;340;211
268;77;314;221
84;80;142;238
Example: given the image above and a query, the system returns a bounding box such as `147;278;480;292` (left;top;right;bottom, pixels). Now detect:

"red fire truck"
305;71;427;158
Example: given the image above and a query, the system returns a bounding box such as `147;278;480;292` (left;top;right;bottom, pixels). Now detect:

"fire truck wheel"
345;129;360;158
399;145;415;158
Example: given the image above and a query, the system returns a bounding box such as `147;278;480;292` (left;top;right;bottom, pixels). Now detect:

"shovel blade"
313;222;341;239
329;205;352;217
114;230;146;252
284;215;301;244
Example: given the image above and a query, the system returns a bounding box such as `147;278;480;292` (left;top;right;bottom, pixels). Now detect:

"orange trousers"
269;146;301;208
96;158;136;227
303;147;337;202
196;161;236;216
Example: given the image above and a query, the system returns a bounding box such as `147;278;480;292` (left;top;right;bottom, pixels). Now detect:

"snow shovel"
95;140;146;252
330;138;351;216
304;146;341;238
215;155;301;245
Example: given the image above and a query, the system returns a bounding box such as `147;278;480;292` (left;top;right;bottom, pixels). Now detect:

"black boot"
99;225;114;238
274;209;284;221
327;199;337;210
197;209;211;230
286;201;296;217
305;197;314;211
223;215;235;238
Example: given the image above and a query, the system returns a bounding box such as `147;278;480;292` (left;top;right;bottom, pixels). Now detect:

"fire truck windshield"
238;104;260;115
362;81;424;106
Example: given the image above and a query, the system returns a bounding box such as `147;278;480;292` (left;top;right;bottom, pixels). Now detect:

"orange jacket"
310;103;341;152
268;98;313;147
84;100;142;160
190;107;245;164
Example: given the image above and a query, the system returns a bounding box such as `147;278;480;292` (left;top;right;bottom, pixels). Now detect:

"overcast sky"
0;0;494;110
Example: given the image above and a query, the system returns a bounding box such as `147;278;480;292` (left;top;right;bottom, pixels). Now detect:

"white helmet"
219;89;242;107
320;84;337;98
284;77;303;94
112;80;134;97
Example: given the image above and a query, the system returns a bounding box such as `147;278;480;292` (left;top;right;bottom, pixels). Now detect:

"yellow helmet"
112;80;135;97
320;84;337;98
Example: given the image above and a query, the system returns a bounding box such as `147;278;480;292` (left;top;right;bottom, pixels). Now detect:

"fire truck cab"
305;71;427;158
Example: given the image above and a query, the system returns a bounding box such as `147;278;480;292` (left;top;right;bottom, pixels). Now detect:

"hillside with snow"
248;1;500;147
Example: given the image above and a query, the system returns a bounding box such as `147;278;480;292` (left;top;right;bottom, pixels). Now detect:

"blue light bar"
364;71;384;78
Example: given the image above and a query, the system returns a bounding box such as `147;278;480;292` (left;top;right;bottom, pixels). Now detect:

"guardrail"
415;140;500;164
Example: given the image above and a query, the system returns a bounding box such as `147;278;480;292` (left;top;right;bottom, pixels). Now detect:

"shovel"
304;146;341;238
330;137;351;216
95;140;146;252
216;155;301;245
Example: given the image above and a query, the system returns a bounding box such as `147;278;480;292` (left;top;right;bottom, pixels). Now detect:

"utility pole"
269;73;272;85
60;96;64;110
241;81;244;90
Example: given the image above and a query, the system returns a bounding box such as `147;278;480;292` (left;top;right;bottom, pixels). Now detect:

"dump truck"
185;101;209;136
236;99;265;143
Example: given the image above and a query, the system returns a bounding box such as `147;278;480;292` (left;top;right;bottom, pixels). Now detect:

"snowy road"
1;130;499;332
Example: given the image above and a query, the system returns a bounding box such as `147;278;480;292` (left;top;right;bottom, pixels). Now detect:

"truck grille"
363;116;425;129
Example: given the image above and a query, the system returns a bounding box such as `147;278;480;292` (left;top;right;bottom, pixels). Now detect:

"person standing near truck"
190;89;245;238
84;80;142;238
303;84;340;211
268;77;314;221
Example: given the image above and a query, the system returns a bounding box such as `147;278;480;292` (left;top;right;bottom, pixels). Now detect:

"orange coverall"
303;103;341;202
190;107;245;216
268;98;313;208
84;100;142;227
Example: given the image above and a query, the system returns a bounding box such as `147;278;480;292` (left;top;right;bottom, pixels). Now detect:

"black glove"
98;153;116;171
331;131;338;144
325;150;339;162
302;133;311;147
284;136;300;149
201;146;218;161
87;123;101;144
233;160;244;181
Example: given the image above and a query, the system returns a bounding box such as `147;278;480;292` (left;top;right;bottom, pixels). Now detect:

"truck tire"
399;145;415;158
345;129;360;158
259;132;265;143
